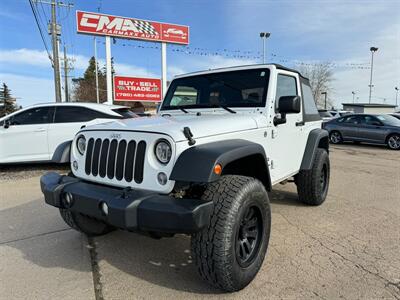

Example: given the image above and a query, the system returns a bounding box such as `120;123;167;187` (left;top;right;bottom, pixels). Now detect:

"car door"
269;72;306;183
0;106;51;163
339;115;362;140
47;106;112;159
358;115;387;143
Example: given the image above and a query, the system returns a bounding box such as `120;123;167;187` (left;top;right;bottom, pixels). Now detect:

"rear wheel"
387;134;400;150
191;175;271;292
296;148;330;206
60;209;115;236
329;131;342;144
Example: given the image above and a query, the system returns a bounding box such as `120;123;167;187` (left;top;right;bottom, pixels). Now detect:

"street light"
259;32;271;64
352;91;356;103
321;91;327;110
395;87;399;107
368;46;378;104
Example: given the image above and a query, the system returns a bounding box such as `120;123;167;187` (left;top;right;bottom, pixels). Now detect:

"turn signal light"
214;164;222;175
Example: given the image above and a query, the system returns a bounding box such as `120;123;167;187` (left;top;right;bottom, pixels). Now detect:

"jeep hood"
84;113;259;142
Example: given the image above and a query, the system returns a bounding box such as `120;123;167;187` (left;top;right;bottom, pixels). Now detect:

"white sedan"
0;102;137;164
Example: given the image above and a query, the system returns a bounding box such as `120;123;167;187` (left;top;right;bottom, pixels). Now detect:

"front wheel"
191;175;271;292
387;134;400;150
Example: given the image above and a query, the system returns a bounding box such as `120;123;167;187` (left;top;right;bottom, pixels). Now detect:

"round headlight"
76;136;86;155
155;140;172;164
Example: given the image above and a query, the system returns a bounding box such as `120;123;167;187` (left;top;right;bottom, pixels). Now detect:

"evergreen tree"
0;83;17;117
73;56;107;102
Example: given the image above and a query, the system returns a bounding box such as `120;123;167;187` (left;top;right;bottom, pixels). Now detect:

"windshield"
376;114;400;126
161;69;270;110
112;108;137;119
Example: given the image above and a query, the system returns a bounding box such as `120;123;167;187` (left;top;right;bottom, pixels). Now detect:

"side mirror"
4;119;10;129
371;121;382;126
274;96;301;126
278;96;301;114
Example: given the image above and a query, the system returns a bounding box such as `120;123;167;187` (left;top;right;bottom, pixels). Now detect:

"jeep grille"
84;138;146;183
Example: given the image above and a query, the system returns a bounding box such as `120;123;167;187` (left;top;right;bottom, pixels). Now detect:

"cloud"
0;73;54;108
0;48;158;78
0;49;53;68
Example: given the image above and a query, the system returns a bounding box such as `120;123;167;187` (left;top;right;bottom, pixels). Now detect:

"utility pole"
368;47;378;104
34;0;73;102
395;87;399;108
94;37;100;103
352;91;356;103
50;0;61;102
62;45;75;102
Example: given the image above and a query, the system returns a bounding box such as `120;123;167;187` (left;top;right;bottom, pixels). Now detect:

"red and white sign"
76;11;189;45
114;76;162;102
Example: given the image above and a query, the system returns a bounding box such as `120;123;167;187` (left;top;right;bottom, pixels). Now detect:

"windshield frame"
160;68;271;111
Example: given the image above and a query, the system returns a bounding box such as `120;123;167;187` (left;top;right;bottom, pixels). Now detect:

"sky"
0;0;399;109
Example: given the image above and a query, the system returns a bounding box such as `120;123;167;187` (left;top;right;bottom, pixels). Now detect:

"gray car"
323;114;400;150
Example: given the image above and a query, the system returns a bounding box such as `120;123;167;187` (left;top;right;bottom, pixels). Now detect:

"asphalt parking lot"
0;144;399;299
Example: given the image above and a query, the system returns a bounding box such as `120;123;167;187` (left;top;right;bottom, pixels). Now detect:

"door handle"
34;128;46;132
296;121;305;127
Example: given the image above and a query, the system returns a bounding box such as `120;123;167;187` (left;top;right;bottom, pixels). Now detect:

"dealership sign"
76;11;189;45
114;76;162;102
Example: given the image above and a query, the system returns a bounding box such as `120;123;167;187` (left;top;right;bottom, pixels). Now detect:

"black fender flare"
300;129;329;170
51;141;71;163
170;139;272;191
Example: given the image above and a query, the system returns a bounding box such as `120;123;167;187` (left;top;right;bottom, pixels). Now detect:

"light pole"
352;91;356;103
259;32;271;63
368;47;378;104
395;87;399;108
321;91;327;110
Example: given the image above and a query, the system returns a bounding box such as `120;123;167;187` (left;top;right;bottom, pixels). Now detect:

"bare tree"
298;63;334;108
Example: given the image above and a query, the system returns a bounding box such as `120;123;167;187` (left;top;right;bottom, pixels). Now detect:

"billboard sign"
76;11;189;45
113;76;162;102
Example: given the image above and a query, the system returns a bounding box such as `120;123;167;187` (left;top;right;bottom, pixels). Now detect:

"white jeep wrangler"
41;64;330;292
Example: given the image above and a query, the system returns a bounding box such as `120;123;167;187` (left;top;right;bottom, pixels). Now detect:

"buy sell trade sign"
114;76;162;102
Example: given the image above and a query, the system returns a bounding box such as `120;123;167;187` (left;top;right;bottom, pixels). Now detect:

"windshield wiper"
211;104;236;114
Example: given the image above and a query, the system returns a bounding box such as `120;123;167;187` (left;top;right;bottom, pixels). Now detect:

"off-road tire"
296;148;330;206
387;134;400;150
329;131;342;144
191;175;271;292
59;209;115;236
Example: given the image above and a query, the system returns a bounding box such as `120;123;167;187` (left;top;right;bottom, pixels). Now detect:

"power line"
28;0;53;66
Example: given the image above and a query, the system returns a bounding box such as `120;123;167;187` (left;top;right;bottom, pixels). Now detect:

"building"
342;103;397;114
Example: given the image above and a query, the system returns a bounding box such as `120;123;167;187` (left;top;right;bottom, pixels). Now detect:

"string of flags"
98;40;371;70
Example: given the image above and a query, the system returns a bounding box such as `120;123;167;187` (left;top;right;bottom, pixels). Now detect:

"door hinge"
267;158;275;169
271;129;277;139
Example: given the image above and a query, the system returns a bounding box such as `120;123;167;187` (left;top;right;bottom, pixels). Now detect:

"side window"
10;107;51;125
301;83;319;115
343;115;360;124
275;74;297;110
361;115;382;125
54;106;112;123
170;86;199;106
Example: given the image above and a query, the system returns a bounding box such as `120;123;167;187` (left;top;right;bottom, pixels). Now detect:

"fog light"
157;172;168;185
72;160;78;171
100;202;109;216
62;192;74;208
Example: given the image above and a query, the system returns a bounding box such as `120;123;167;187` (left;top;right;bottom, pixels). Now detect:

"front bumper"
40;172;213;234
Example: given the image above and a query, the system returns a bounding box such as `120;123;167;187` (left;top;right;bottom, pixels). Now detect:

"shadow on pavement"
2;188;303;294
